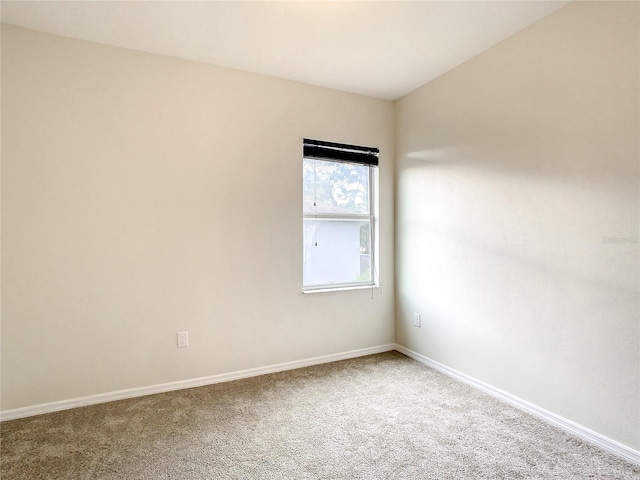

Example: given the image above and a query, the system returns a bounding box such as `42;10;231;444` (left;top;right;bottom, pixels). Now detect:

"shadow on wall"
394;0;639;451
395;148;638;424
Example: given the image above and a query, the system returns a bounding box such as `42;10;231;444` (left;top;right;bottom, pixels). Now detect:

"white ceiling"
0;1;569;100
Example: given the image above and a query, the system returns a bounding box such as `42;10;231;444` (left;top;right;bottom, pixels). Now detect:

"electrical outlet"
413;313;421;327
177;331;189;348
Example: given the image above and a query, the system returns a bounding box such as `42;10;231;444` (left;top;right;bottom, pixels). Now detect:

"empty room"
1;1;638;478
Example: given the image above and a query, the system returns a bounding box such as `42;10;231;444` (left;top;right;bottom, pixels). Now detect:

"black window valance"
303;138;379;167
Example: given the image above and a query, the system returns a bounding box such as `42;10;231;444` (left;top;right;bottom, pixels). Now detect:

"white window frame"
302;147;379;293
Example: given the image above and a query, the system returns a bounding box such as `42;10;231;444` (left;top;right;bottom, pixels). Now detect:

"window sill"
302;285;380;294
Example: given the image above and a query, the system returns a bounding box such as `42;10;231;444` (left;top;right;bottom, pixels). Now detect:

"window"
303;139;379;291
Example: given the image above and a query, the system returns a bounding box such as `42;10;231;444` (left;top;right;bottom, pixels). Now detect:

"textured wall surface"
396;1;639;449
1;25;395;410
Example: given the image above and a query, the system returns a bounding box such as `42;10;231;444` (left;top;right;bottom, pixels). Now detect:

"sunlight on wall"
395;1;639;449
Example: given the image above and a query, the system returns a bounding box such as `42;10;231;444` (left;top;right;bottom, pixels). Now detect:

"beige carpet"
1;352;638;479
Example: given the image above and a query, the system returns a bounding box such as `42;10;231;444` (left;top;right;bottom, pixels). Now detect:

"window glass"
303;159;369;215
303;156;376;290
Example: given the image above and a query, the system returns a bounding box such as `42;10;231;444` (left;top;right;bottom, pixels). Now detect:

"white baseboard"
4;343;637;467
0;343;396;422
394;344;640;467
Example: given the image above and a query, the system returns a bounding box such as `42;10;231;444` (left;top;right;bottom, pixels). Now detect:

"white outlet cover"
413;313;421;327
177;331;189;348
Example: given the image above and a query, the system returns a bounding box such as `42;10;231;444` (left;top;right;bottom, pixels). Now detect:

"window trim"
302;146;378;293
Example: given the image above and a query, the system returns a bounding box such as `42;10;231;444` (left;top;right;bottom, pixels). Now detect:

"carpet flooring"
1;351;638;479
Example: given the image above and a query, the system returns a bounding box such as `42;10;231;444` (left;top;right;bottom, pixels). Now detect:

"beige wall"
1;24;395;410
396;1;639;449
